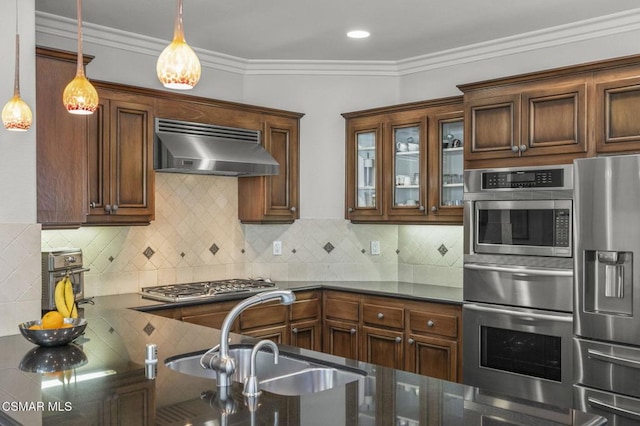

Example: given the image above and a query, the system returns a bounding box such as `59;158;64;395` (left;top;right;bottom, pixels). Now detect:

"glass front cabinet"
344;99;464;224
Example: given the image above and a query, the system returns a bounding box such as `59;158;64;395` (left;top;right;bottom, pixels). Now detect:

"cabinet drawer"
362;303;404;329
324;296;359;322
239;303;288;330
409;310;457;338
291;298;320;322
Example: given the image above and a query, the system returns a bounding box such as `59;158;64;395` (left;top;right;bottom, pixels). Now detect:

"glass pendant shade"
156;0;201;89
64;0;98;115
2;9;32;131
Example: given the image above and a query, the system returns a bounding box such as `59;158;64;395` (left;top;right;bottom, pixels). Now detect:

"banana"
70;303;78;319
54;278;71;318
64;277;75;314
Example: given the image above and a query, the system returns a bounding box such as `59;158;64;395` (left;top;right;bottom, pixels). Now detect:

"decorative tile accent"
361;249;366;254
109;327;115;334
291;249;297;254
143;247;155;259
108;256;114;262
241;249;245;254
323;242;334;254
180;252;185;258
143;322;155;336
209;243;219;256
438;244;448;256
396;249;400;254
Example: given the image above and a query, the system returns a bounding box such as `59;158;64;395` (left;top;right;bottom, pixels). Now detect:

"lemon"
41;311;64;329
28;324;42;330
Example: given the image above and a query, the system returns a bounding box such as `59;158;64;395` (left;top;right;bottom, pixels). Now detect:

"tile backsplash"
42;174;462;297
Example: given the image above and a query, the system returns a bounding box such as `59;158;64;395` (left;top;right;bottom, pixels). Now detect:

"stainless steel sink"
260;367;363;396
165;344;365;395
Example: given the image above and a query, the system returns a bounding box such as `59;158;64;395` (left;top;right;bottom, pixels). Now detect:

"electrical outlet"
370;240;381;255
272;241;282;256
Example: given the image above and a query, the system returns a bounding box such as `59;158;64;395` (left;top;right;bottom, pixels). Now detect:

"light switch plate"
273;241;282;256
370;240;380;255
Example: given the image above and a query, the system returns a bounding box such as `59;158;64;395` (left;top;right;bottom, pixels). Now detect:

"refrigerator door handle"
587;348;640;369
587;397;640;421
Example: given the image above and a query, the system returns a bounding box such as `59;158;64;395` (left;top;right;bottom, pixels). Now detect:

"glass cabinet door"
440;119;464;208
393;125;421;208
356;130;377;208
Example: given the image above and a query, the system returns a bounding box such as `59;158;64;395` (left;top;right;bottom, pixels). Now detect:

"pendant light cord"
76;0;84;76
13;0;20;96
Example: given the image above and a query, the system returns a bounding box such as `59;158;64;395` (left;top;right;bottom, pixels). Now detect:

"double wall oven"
463;165;574;409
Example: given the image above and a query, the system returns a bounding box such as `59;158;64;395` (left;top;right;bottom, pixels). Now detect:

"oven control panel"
554;209;571;247
482;169;564;189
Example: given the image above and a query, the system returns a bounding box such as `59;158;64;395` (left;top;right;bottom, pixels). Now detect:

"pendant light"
63;0;98;115
156;0;201;90
2;0;32;131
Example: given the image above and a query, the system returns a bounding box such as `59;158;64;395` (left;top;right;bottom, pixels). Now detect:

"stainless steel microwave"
464;165;573;258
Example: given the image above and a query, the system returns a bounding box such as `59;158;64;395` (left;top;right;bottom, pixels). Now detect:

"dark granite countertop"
0;287;604;425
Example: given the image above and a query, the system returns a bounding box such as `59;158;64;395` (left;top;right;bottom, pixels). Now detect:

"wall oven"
463;165;574;409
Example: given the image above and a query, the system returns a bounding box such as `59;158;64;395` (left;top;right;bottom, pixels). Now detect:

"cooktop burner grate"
140;279;276;302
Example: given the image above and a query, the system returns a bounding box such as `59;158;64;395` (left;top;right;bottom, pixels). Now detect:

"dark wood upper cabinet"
36;47;93;228
86;86;155;225
594;73;640;153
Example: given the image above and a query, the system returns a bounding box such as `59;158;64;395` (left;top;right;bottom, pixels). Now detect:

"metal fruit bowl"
18;318;87;347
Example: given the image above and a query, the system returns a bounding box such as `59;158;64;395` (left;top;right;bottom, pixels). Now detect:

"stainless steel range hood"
154;118;279;176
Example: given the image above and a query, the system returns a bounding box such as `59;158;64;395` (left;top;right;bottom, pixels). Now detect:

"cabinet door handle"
408;338;415;345
89;202;96;209
290;206;297;213
419;205;425;211
427;320;435;327
511;145;519;153
519;144;527;152
348;207;354;213
111;204;119;212
431;206;437;212
292;327;298;334
377;313;384;320
350;328;357;335
395;336;402;344
104;204;111;213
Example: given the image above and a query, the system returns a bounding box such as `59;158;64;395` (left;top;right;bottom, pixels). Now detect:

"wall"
0;0;41;337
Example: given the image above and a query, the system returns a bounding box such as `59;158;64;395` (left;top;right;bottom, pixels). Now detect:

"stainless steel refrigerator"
574;154;640;425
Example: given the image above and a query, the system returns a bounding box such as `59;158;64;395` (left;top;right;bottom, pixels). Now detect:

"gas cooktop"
140;278;276;302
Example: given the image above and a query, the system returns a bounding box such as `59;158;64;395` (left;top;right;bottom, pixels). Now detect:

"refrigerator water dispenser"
584;250;633;316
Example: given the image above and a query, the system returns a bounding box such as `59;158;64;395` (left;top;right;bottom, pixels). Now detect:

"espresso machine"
41;248;89;312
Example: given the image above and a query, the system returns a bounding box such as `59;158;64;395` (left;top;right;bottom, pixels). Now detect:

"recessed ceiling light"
347;30;370;39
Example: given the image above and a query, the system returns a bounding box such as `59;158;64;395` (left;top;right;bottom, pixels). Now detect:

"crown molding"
36;8;640;77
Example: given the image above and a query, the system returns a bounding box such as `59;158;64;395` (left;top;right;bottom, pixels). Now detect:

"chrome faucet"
205;289;295;388
243;339;279;397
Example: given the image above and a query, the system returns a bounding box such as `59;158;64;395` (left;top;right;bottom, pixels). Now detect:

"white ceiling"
35;0;640;62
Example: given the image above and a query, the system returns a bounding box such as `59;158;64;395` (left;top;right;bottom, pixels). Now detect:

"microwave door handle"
587;349;640;370
464;263;573;277
464;303;573;323
587;397;640;421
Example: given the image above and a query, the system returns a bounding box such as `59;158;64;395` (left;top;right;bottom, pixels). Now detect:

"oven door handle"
464;303;573;323
464;263;573;277
587;349;640;369
587;397;640;421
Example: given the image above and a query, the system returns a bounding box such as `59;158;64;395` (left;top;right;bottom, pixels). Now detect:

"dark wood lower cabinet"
406;333;458;382
243;324;287;344
323;319;359;360
362;326;404;370
290;319;321;351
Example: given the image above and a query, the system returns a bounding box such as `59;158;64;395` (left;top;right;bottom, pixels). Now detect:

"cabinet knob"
395;336;402;344
431;206;437;213
377;313;384;320
511;145;519;153
89;202;96;209
348;207;354;213
104;204;111;213
427;320;435;327
350;328;357;335
111;204;119;212
408;338;415;345
290;206;297;213
292;327;298;334
419;205;425;211
519;144;528;152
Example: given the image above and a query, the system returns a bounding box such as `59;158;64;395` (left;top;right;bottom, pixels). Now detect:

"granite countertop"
0;285;604;425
